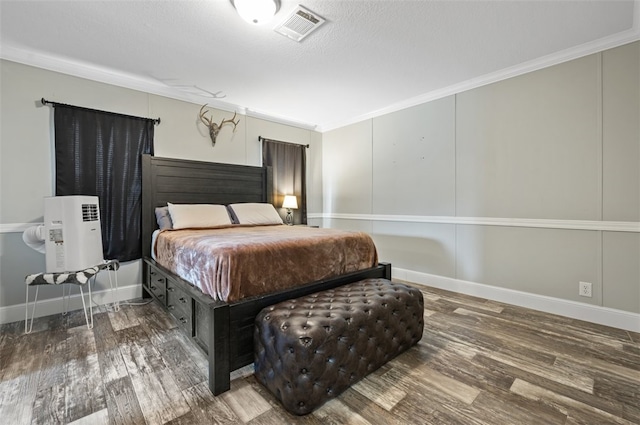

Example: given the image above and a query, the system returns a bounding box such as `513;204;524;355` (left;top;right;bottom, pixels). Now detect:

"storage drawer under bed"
166;278;193;334
147;265;167;303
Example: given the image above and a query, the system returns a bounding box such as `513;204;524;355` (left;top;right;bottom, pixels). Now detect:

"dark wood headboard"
141;154;273;258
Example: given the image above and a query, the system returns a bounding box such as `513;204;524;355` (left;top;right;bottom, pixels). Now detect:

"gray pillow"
155;206;173;230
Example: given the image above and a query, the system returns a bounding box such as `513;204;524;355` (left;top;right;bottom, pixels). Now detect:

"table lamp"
282;195;298;225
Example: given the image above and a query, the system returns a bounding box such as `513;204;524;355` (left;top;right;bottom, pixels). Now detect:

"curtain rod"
40;98;161;125
259;135;309;148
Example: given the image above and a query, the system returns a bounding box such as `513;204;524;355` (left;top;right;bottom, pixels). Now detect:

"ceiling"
1;0;638;131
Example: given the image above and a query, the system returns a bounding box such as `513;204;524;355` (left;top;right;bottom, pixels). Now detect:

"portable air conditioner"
44;195;104;273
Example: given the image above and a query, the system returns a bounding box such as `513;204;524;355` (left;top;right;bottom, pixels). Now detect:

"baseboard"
5;271;638;333
0;283;142;325
393;267;640;333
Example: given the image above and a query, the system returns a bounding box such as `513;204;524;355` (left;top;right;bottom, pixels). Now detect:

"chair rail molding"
0;222;43;234
308;213;640;233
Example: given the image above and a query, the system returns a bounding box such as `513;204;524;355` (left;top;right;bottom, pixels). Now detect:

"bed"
141;154;391;395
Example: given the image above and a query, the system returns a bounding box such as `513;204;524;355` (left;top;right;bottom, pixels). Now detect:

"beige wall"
0;59;322;314
322;41;640;314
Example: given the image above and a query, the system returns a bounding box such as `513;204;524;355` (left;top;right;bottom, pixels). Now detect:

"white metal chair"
24;259;120;333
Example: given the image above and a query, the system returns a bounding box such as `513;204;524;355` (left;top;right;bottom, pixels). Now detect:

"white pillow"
228;203;283;225
167;203;232;229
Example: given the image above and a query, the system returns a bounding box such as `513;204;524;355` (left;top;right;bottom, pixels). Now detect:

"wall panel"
602;232;640;313
372;98;455;216
602;42;640;222
323;218;372;234
456;54;601;220
372;221;455;278
322;121;372;214
307;131;323;215
456;225;600;304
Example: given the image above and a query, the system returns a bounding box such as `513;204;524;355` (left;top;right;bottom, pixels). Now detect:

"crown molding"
244;109;318;131
0;44;317;131
318;26;640;132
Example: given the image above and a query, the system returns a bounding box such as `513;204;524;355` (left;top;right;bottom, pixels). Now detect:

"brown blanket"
154;225;378;302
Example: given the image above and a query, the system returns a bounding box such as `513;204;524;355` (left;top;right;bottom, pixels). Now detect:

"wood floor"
1;282;638;425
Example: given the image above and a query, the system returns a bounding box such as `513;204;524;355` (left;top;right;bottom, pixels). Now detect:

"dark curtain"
262;139;307;224
54;105;155;262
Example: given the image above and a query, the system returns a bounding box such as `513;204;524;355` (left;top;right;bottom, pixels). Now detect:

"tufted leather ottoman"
254;278;424;415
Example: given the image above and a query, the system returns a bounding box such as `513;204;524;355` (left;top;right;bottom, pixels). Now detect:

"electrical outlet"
579;281;592;297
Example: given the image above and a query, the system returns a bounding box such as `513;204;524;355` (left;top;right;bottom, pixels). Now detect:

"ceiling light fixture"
232;0;280;25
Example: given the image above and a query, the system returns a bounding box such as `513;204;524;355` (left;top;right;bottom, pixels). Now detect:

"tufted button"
300;337;312;346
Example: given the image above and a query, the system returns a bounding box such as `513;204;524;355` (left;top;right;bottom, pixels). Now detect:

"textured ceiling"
1;0;638;131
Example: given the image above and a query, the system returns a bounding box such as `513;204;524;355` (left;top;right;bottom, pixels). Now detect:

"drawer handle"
150;271;156;276
150;285;156;290
167;287;175;292
158;294;164;299
179;317;187;324
179;297;187;304
168;305;175;311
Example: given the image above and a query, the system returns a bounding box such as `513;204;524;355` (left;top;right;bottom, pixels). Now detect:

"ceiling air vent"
274;5;325;42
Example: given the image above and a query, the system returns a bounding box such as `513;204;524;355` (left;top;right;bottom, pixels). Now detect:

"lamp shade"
233;0;278;25
282;195;298;209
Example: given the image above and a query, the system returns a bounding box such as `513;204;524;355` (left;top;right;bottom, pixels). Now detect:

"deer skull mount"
198;104;240;146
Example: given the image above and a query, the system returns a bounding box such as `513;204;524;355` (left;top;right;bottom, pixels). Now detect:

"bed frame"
141;154;391;395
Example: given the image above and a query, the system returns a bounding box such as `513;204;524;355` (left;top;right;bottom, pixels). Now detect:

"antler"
198;105;240;146
218;112;239;131
199;104;213;127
